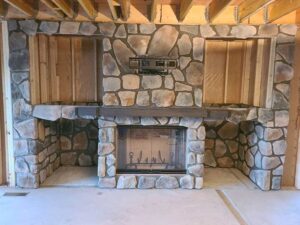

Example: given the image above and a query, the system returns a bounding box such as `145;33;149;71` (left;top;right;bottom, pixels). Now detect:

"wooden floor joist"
0;0;6;17
151;0;159;22
51;0;74;18
119;0;130;21
77;0;97;19
41;0;64;18
4;0;35;17
268;0;300;22
238;0;272;22
179;0;194;22
106;0;118;20
208;0;233;23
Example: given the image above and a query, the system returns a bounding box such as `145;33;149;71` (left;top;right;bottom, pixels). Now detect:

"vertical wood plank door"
0;24;5;184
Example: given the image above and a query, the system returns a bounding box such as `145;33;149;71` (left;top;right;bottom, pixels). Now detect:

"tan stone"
122;74;140;90
118;91;136;106
152;90;175;107
73;132;88;150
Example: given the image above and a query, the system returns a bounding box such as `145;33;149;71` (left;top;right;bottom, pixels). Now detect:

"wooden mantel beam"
268;0;300;22
106;0;118;20
4;0;35;17
208;0;233;23
41;0;64;18
151;0;159;22
238;0;272;22
51;0;74;18
179;0;194;22
119;0;130;21
78;0;97;19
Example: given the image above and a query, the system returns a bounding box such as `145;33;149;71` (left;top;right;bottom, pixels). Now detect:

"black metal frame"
117;169;186;174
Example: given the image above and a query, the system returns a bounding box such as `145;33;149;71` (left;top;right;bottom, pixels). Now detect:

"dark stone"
19;20;38;35
39;21;59;34
277;44;295;64
9;50;29;71
79;22;97;35
99;22;116;37
12;72;28;84
9;32;27;51
8;20;18;31
272;90;289;109
274;62;293;83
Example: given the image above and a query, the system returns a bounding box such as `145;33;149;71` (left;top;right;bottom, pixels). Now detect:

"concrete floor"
0;168;299;225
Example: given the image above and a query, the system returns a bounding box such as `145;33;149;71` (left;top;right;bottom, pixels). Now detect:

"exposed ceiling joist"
208;0;233;23
238;0;272;22
106;0;118;20
268;0;300;22
179;0;194;22
119;0;130;21
0;0;6;17
78;0;97;19
4;0;35;17
51;0;74;18
41;0;64;18
151;0;159;22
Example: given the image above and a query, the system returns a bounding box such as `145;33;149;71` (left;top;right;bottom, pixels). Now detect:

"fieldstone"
280;24;297;35
273;165;283;176
98;119;117;128
226;140;238;153
197;126;206;140
275;110;289;127
32;105;61;121
16;173;39;188
258;141;272;156
188;141;205;154
157;117;168;125
277;44;295;64
215;25;230;36
258;24;278;36
106;154;116;167
142;75;162;89
115;24;126;38
218;122;238;139
272;176;281;190
169;47;179;58
61;152;77;165
231;25;256;39
193;37;204;61
258;108;273;123
13;99;32;120
122;74;140;89
115;116;140;125
10;32;26;51
276;84;290;100
164;75;174;89
180;117;202;128
205;139;214;149
247;133;258;147
138;176;156;189
107;166;116;176
255;151;262;168
15;157;29;173
273;140;287;155
103;77;121;91
169;117;180;124
147;25;179;56
60;21;80;34
118;91;136;106
117;175;137;189
194;88;202;107
187;129;197;141
179;56;191;69
39;21;59;34
276;33;295;44
274;62;293;83
175;92;193;106
128;35;151;55
188;164;204;176
262;156;281;169
19;80;30;101
15;119;38;139
187;152;196;164
197;154;205;163
247;108;258;121
60;136;71;150
172;69;185;81
99;22;116;37
78;154;92;166
180;175;194;189
156;176;179;189
140;24;156;34
73;132;88;150
245;151;255;167
127;24;138;34
9;49;29;71
103;38;111;51
180;25;198;35
273;90;289;109
98;156;106;177
141;117;158;125
98;143;115;156
8;20;17;31
200;25;216;37
152;90;175;107
79;22;97;35
215;140;227;157
99;177;116;188
103;93;119;106
204;150;217;167
137;91;150;106
217;157;234;168
177;34;191;55
12;72;28;84
175;82;192;91
113;40;135;71
99;127;115;143
103;53;120;76
19;20;38;35
186;62;203;86
195;177;203;189
14;140;28;156
264;128;283;141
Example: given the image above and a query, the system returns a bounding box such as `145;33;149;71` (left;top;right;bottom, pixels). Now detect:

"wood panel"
0;23;5;184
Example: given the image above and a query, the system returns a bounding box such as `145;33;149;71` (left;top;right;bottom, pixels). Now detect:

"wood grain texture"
179;0;195;21
208;0;233;23
268;0;300;22
4;0;35;16
52;0;74;18
78;0;97;19
238;0;272;22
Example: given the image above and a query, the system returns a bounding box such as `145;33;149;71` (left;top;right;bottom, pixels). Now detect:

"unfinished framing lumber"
208;0;232;23
41;0;64;18
4;0;35;17
179;0;194;22
268;0;300;23
238;0;272;22
106;0;118;20
119;0;130;21
52;0;74;18
151;0;159;22
0;0;6;17
78;0;97;19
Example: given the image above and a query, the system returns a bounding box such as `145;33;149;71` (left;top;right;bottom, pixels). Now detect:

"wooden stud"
4;0;35;17
238;0;272;22
151;0;159;22
106;0;118;20
268;0;300;23
119;0;130;21
179;0;194;22
77;0;97;19
208;0;233;23
41;0;64;18
51;0;74;18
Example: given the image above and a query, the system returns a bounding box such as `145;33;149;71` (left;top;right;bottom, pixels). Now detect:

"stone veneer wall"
7;19;296;190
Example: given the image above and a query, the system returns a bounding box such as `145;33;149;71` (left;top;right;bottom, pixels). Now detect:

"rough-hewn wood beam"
41;0;64;18
119;0;130;21
51;0;74;18
268;0;300;22
179;0;194;22
208;0;233;23
78;0;96;19
106;0;118;20
0;0;6;17
4;0;35;17
238;0;272;22
151;0;159;22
